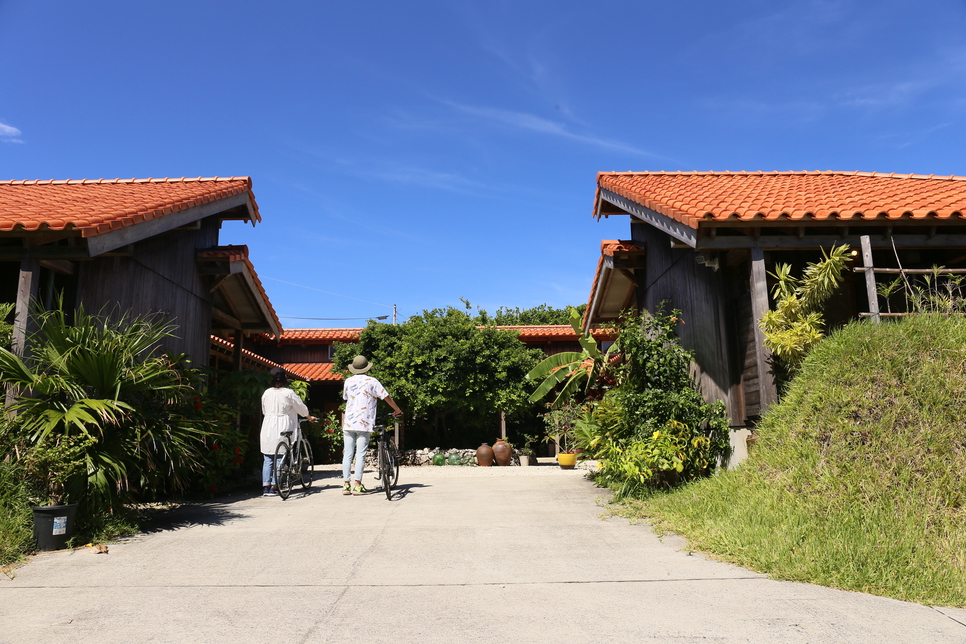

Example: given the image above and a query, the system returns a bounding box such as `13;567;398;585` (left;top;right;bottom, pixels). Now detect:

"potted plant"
541;403;579;469
518;434;538;466
19;435;90;551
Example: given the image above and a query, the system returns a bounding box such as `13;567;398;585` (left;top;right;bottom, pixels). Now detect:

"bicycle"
272;420;314;500
373;417;401;500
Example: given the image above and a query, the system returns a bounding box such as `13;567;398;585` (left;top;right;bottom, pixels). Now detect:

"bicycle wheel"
299;438;314;489
274;441;293;500
386;441;400;489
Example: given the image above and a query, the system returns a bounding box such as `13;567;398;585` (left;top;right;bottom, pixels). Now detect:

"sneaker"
262;487;273;497
351;485;371;496
342;483;351;496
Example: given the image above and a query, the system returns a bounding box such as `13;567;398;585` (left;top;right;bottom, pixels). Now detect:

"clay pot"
476;443;495;466
557;453;577;469
493;439;512;466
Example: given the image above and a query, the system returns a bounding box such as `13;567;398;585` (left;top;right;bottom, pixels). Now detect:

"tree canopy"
332;306;545;447
470;302;587;326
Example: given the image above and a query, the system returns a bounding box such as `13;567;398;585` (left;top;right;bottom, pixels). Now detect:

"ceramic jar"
476;443;495;466
493;439;512;466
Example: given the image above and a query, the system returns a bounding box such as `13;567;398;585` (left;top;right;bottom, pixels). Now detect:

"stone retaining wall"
365;447;522;467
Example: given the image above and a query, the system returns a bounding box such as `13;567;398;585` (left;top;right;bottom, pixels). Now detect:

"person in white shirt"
341;356;403;495
260;368;316;496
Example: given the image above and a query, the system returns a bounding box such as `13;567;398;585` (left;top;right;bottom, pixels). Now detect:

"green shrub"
577;307;730;497
634;314;966;607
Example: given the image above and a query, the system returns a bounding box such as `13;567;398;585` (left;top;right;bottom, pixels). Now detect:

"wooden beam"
695;233;966;251
0;246;92;260
38;259;75;275
85;192;250;257
211;307;241;330
599;189;699;248
750;247;778;411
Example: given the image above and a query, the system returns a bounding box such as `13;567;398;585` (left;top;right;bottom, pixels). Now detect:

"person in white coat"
260;368;316;496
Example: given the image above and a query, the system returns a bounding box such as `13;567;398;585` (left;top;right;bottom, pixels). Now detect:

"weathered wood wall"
76;217;220;366
630;224;745;424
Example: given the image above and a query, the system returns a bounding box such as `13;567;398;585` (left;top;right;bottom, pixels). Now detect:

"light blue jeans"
342;430;370;483
262;453;280;487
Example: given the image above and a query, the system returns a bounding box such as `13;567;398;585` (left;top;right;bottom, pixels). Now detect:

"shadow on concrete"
140;498;251;533
386;482;431;501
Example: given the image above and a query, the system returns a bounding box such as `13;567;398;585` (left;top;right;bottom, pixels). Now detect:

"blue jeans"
342;430;370;483
262;453;281;487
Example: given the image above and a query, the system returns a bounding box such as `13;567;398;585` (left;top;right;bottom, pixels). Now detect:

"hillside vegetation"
625;314;966;607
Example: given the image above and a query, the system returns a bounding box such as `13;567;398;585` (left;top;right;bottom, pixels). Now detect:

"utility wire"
262;276;393;308
280;316;389;321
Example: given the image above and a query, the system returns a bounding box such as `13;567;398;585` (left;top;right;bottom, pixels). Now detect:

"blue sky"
2;0;966;324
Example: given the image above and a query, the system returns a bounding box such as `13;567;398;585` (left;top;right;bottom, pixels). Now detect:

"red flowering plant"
539;401;581;454
301;411;343;464
184;395;249;496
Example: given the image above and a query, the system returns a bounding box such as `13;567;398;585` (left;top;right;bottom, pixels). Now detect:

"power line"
280;316;389;321
262;277;393;308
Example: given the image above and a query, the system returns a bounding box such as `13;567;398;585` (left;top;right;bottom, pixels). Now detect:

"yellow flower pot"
557;453;577;469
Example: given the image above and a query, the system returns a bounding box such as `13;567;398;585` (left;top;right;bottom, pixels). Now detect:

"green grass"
0;457;141;566
0;460;33;567
614;314;966;607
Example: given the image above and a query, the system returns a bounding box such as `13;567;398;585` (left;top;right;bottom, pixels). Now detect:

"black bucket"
31;503;79;551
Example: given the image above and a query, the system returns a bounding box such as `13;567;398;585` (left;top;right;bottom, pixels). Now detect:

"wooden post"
7;257;40;407
499;411;506;440
860;235;880;324
750;247;778;410
11;257;40;359
232;330;244;371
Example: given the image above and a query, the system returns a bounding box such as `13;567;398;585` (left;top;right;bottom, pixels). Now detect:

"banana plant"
526;307;616;407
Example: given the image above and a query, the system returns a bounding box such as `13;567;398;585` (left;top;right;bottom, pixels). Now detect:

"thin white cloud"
442;100;665;159
364;164;492;195
836;80;934;110
0;121;23;144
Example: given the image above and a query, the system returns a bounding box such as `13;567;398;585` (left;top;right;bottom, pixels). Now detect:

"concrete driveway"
2;460;965;643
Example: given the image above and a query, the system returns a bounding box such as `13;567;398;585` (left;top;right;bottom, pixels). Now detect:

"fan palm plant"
0;301;210;512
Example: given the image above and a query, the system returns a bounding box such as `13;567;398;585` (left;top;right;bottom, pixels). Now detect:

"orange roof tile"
210;335;289;373
275;328;363;344
596;171;966;229
0;177;259;237
582;240;642;329
492;324;616;342
199;245;281;337
282;362;344;382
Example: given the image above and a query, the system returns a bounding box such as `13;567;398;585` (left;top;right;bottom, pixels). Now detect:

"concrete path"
2;460;965;643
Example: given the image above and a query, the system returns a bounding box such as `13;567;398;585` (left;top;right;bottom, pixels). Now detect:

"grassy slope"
628;314;966;607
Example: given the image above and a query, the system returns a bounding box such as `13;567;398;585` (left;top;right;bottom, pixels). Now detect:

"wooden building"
585;171;966;430
0;177;280;369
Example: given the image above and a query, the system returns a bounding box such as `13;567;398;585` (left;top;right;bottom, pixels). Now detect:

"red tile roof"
275;328;363;344
199;245;281;337
583;240;643;329
0;176;259;236
596;171;966;229
282;362;343;381
210;335;287;372
493;324;616;342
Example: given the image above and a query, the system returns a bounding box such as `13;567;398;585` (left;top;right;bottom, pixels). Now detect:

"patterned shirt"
342;374;389;433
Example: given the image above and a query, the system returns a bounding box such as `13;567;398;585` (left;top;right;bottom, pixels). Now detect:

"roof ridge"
596;170;966;182
0;176;252;186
